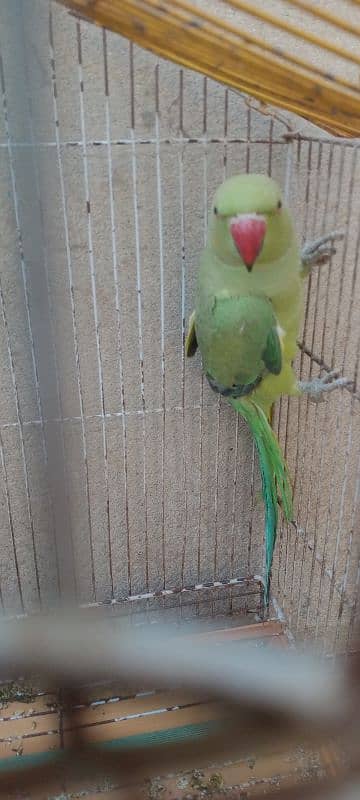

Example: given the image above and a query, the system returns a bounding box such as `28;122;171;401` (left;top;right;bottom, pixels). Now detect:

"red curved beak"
230;214;267;271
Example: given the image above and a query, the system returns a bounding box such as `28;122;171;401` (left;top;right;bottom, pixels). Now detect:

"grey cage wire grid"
0;0;359;654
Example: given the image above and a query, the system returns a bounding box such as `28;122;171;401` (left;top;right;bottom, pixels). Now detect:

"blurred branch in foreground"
0;613;358;798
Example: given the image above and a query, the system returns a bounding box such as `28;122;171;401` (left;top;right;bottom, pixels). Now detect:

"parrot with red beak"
186;173;349;604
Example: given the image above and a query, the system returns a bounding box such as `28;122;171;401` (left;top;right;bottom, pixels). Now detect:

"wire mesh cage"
0;0;359;655
1;1;360;795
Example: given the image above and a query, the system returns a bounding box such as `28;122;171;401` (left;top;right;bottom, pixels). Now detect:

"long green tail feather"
229;397;293;605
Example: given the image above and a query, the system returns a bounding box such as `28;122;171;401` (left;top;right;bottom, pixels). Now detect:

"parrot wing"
185;310;198;357
262;325;282;376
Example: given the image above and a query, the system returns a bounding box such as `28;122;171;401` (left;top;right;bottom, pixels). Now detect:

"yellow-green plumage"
197;174;303;416
186;173;305;604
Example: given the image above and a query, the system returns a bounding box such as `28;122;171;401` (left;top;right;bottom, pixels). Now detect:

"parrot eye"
213;206;218;215
277;200;282;209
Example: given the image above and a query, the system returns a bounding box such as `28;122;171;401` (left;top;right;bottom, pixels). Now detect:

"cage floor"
0;621;340;799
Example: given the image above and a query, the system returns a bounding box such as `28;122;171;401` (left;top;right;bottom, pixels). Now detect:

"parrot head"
209;174;293;271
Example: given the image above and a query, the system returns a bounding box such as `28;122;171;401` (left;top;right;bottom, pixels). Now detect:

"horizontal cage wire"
0;0;357;662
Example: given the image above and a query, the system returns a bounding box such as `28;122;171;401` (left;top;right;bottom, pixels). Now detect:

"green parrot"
186;173;349;605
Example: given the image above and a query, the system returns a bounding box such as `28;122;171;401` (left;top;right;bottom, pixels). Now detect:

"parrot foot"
298;369;353;403
301;231;344;270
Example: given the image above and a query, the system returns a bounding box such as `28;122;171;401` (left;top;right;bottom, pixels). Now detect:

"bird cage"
0;0;359;648
0;0;360;794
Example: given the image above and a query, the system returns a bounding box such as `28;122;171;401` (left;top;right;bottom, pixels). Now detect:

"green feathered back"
196;294;282;393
